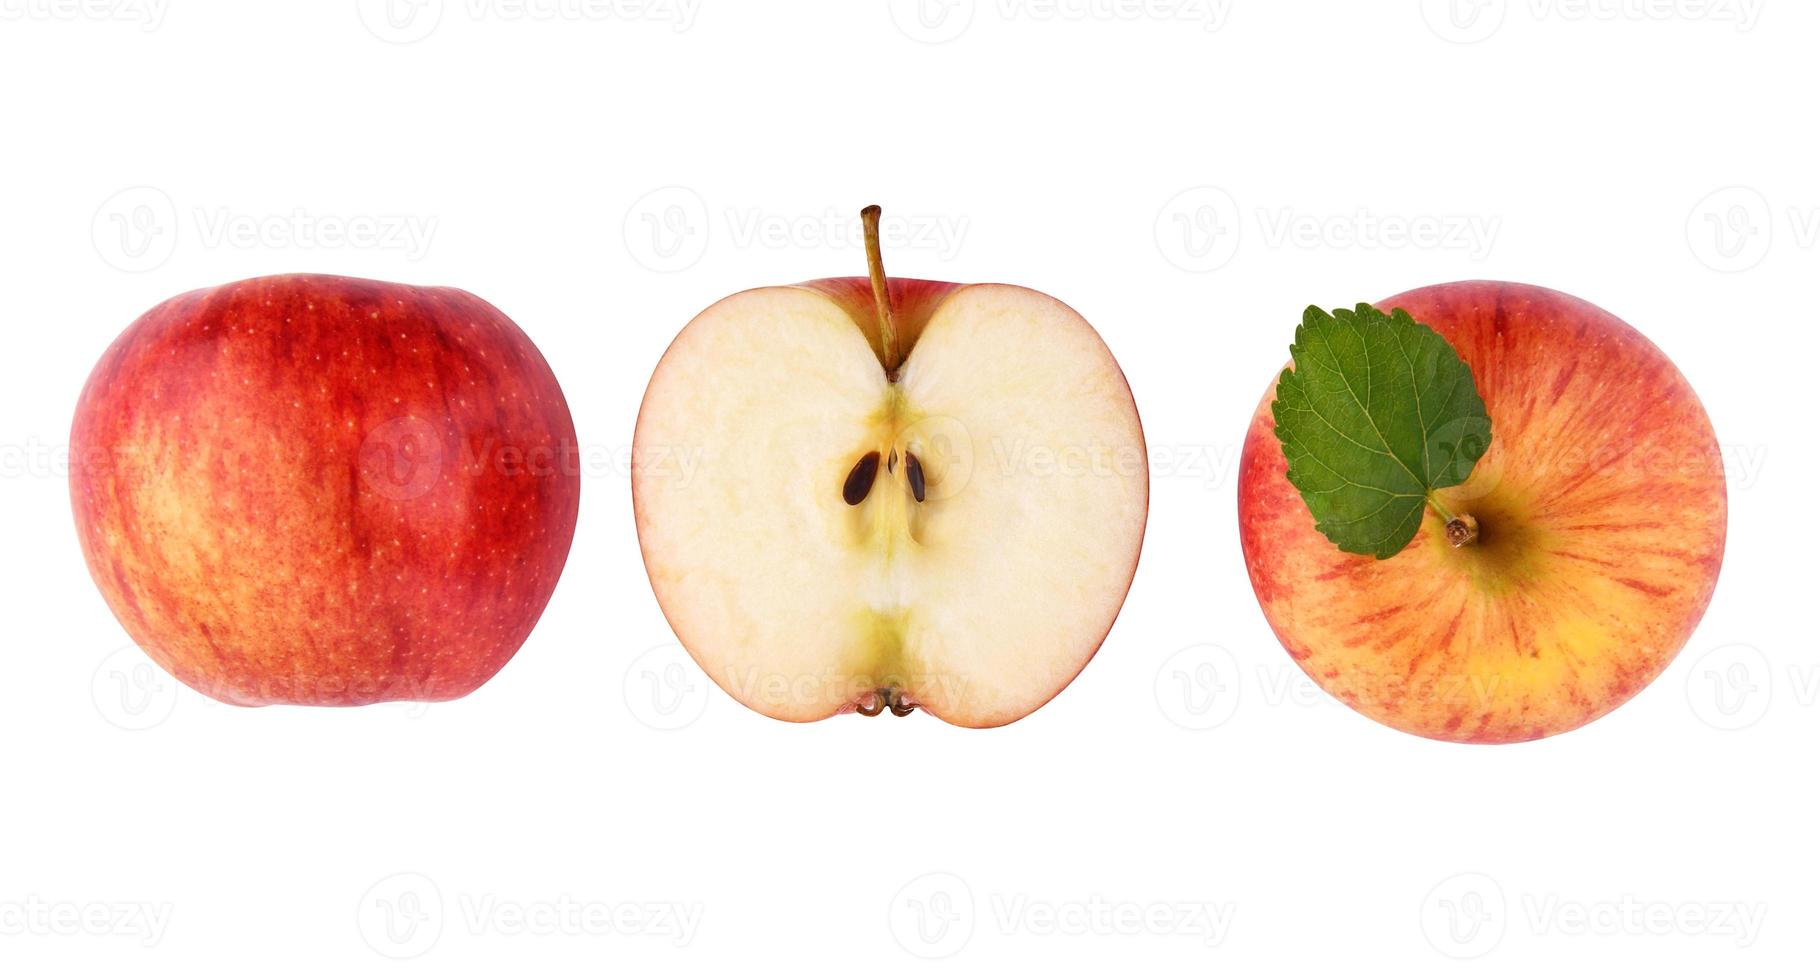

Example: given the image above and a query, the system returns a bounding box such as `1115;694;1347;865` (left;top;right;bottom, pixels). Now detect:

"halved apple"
632;207;1147;727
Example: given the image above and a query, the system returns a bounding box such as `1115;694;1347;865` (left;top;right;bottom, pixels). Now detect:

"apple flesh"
1239;281;1726;743
633;229;1147;727
70;274;580;706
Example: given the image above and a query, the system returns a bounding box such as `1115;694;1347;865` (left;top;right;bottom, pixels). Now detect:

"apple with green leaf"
633;206;1149;727
1238;281;1726;742
70;274;580;706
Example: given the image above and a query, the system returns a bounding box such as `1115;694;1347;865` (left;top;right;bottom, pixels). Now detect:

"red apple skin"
70;274;580;706
1239;281;1726;743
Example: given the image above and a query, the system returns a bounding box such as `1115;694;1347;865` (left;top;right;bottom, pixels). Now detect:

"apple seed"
905;452;926;503
843;451;881;506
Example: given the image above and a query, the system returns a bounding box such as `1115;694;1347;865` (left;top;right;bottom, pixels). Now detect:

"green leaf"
1271;304;1492;559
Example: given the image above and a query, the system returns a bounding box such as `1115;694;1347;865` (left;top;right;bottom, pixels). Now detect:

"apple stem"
1427;493;1479;547
861;205;900;378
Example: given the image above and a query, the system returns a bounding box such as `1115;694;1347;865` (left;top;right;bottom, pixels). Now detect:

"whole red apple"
70;274;580;706
1239;281;1726;742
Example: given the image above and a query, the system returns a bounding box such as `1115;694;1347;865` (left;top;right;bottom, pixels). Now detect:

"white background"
0;0;1811;975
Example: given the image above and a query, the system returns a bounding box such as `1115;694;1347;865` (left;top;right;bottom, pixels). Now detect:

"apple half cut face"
632;209;1147;727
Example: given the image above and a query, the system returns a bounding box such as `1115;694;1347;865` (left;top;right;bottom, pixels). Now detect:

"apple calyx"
853;687;918;717
1426;494;1480;548
1444;517;1480;547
